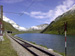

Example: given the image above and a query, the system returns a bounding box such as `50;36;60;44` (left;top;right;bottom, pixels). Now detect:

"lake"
16;33;75;56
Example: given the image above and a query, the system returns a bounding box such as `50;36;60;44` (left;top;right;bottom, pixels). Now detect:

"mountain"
28;24;48;31
3;16;48;31
41;5;75;35
1;18;19;32
3;16;27;31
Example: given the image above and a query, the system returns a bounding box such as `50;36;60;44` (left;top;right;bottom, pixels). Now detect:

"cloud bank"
23;0;75;23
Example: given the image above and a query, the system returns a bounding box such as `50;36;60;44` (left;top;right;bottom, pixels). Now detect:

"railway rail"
7;33;61;56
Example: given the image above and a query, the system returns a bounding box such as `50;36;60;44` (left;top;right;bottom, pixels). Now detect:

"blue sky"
0;0;75;28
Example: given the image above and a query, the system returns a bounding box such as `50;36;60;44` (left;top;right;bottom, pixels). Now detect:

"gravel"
6;34;33;56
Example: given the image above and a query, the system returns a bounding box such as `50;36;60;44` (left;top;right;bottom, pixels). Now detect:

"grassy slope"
3;20;28;34
0;34;18;56
41;10;75;35
2;20;41;34
0;20;20;56
0;19;41;56
3;21;19;32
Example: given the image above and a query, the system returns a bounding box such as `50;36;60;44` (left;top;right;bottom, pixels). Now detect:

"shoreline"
14;34;62;56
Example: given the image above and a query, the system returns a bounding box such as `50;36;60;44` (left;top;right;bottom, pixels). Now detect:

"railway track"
7;34;56;56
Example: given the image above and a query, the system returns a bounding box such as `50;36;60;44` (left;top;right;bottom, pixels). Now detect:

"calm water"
16;33;75;56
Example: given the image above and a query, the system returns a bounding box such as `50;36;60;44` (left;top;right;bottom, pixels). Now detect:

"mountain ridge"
3;16;48;31
3;16;27;31
41;4;75;35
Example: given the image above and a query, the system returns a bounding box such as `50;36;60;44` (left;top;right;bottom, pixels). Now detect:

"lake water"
16;33;75;56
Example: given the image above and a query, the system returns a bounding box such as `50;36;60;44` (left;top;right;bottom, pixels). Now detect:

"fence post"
65;22;67;56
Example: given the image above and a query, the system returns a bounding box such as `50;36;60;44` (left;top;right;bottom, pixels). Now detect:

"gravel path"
6;34;33;56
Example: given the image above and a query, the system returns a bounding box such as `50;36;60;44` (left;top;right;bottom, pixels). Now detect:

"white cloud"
0;0;24;3
30;11;47;19
23;0;75;23
53;0;74;20
3;16;27;31
23;12;30;15
44;21;50;24
24;10;53;19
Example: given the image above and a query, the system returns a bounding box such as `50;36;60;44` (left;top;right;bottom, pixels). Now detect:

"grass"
3;20;19;32
54;50;65;56
41;9;75;35
58;52;65;56
29;41;48;49
39;45;48;49
0;34;18;56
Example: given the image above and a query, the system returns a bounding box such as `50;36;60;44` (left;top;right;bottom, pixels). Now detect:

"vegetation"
15;36;48;49
39;45;48;49
28;41;48;49
54;50;65;56
2;20;18;32
12;30;41;36
2;20;41;36
0;34;18;56
41;10;75;35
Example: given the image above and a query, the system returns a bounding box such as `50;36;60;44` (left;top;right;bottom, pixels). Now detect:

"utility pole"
0;5;3;19
0;5;4;41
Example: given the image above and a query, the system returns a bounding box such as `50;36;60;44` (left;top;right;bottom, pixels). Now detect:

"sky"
0;0;75;28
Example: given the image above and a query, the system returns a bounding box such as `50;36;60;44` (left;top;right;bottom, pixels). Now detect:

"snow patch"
3;16;27;31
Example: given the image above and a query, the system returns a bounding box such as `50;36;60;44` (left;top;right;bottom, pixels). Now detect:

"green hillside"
0;19;20;33
41;9;75;35
3;21;19;32
2;20;41;34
